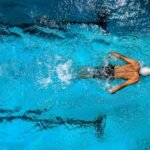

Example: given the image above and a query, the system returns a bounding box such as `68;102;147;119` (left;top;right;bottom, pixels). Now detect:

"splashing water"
0;3;150;149
56;59;73;84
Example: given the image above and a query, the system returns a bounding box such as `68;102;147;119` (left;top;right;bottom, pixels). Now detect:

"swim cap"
140;67;150;76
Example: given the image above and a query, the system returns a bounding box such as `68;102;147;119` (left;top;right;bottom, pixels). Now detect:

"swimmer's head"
140;67;150;76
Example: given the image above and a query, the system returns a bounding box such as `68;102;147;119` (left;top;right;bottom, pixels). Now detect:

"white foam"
103;56;109;66
55;55;62;61
74;0;83;13
38;76;52;89
37;61;53;89
56;60;73;84
104;80;111;89
118;0;126;6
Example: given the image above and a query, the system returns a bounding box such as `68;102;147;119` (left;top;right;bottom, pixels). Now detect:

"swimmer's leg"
78;67;94;79
79;74;92;79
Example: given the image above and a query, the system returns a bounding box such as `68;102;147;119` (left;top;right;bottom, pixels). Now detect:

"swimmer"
80;52;150;94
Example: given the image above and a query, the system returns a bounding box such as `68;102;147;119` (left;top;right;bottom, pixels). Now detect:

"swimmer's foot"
79;74;91;79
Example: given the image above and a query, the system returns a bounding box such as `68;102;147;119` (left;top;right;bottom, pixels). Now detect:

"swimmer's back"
114;63;140;80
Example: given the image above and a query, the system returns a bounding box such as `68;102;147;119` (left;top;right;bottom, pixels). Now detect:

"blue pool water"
0;0;150;150
0;24;150;150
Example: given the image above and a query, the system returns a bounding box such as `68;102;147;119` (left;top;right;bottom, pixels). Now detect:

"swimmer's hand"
108;89;113;94
109;52;121;58
108;89;116;94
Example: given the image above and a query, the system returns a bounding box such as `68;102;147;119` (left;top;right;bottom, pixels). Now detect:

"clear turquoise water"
0;24;150;149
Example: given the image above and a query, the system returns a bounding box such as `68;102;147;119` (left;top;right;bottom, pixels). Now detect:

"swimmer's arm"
109;52;138;64
108;79;138;94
